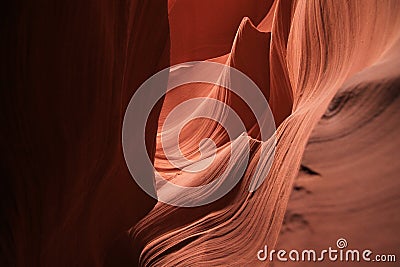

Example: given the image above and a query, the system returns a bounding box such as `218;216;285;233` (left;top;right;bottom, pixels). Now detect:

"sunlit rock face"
134;1;400;266
2;0;400;266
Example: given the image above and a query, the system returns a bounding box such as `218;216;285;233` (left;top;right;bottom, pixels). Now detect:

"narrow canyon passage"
1;1;399;267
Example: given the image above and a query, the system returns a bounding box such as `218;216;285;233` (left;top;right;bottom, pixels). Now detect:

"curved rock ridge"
2;0;400;266
155;16;274;180
133;0;400;266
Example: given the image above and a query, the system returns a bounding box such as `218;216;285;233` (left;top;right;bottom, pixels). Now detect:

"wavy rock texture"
1;0;400;266
132;0;400;266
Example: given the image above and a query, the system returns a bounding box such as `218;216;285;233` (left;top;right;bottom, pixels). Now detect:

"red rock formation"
2;0;400;266
134;0;400;266
1;0;169;266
